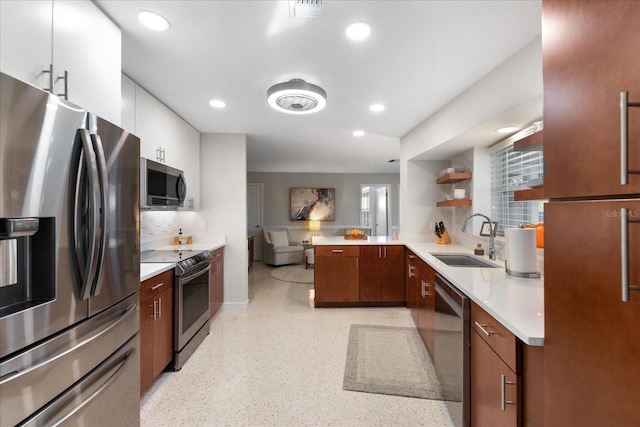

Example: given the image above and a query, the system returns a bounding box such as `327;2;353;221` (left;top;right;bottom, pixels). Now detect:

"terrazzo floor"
140;262;455;427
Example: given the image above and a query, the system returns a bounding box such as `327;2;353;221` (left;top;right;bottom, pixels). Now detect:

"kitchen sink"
430;253;499;268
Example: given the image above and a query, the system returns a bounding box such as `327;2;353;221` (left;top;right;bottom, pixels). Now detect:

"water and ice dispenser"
0;218;55;316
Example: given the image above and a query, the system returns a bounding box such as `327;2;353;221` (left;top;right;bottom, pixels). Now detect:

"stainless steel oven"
434;273;470;427
173;250;213;370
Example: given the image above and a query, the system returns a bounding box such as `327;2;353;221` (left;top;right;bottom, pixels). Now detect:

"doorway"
247;183;263;260
360;184;390;236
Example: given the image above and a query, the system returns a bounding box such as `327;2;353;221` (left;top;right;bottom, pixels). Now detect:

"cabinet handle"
620;91;640;185
384;247;387;258
57;70;68;100
500;374;516;411
474;321;495;337
620;208;640;302
332;249;343;253
408;265;416;278
43;64;54;93
150;282;164;290
378;247;382;258
408;254;416;259
421;280;430;297
356;258;359;270
158;297;162;319
150;301;157;321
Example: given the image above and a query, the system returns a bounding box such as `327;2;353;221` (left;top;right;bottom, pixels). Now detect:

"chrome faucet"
462;213;496;260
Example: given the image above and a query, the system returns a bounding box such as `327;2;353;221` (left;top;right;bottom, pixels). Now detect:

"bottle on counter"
475;243;485;256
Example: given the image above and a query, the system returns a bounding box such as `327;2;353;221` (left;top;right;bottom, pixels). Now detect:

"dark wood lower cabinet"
471;330;521;427
140;270;174;395
209;247;224;317
314;246;360;305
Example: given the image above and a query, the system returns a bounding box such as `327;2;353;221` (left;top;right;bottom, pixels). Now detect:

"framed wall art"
480;221;499;237
290;188;335;221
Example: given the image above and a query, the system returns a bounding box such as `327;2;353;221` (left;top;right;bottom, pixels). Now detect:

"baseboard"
222;300;248;310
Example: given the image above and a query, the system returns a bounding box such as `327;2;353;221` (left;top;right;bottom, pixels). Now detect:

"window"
360;187;370;227
490;145;544;235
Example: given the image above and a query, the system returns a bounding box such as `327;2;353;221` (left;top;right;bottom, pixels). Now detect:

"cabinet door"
406;252;419;325
209;250;224;316
417;269;435;356
139;295;155;394
314;256;359;303
53;0;121;124
0;0;52;89
471;330;521;427
382;246;405;301
136;86;177;162
152;286;174;379
544;200;640;426
543;0;640;198
359;246;382;302
175;117;200;210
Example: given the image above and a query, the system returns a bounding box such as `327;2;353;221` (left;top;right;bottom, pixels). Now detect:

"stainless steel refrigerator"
0;72;141;426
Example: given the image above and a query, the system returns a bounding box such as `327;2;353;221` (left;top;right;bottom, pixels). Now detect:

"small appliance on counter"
505;227;540;278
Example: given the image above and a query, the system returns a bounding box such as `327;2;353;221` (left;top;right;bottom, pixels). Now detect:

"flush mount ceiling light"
346;22;371;41
496;126;520;134
353;130;365;137
267;79;327;115
137;11;170;31
369;103;385;112
209;99;226;109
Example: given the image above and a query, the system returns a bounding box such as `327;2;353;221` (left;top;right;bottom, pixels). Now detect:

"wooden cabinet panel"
140;271;174;395
543;0;640;198
544;200;640;426
382;246;405;302
471;303;520;374
406;251;420;325
209;248;224;317
471;330;521;427
314;255;359;304
152;285;173;378
359;246;383;302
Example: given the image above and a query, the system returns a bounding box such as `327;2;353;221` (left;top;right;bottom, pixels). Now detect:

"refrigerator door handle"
21;347;136;427
89;134;109;297
68;129;101;300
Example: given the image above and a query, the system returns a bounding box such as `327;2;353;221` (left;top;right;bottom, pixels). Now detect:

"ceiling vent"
289;0;322;18
267;79;327;115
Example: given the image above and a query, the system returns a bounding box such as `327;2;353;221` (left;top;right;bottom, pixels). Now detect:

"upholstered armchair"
262;228;304;266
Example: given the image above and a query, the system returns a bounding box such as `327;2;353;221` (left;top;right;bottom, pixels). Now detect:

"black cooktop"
140;249;205;264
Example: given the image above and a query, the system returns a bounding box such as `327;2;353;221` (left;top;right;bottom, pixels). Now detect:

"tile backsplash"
140;211;179;252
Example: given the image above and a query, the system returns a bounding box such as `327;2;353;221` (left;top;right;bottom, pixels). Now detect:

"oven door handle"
181;264;211;284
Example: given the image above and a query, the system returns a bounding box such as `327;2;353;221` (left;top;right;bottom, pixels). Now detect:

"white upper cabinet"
0;0;121;125
133;83;200;210
175;117;200;211
121;74;136;134
0;1;52;89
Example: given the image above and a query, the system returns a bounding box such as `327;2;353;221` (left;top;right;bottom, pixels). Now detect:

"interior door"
247;183;263;260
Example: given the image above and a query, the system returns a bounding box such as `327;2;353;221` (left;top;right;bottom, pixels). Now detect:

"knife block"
435;229;451;244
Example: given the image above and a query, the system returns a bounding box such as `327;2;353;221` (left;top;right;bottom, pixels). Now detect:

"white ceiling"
95;0;542;173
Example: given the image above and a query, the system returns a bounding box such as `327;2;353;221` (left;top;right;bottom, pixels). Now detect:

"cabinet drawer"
315;246;360;257
141;270;174;302
471;302;520;373
211;247;223;259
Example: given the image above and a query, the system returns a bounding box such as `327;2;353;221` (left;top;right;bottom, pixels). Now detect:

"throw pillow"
269;230;289;247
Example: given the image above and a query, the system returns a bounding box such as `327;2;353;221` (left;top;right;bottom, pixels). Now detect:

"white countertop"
312;236;405;245
140;240;225;282
311;236;544;346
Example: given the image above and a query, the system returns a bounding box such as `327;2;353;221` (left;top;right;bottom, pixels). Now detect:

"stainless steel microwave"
140;158;187;209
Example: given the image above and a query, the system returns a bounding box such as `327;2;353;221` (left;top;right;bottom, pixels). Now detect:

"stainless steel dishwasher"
434;273;470;427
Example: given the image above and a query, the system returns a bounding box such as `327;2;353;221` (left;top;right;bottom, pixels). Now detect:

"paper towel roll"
505;228;538;275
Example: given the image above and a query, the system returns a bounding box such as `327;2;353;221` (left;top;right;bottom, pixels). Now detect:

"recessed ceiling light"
345;22;371;41
138;11;170;31
369;103;385;112
353;130;365;137
267;79;327;115
496;126;519;134
209;99;226;109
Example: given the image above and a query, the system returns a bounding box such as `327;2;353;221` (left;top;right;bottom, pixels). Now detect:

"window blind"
490;145;544;234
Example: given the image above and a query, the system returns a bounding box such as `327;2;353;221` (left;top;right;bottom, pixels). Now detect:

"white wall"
183;133;248;309
400;36;543;240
